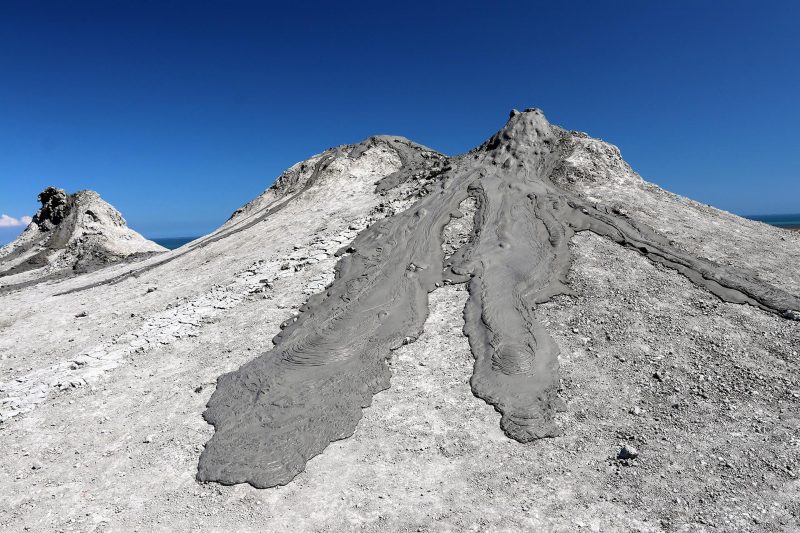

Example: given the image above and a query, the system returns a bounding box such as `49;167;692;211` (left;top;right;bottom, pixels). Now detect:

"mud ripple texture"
198;109;800;488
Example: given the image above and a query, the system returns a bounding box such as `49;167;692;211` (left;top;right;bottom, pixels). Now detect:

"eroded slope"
0;187;165;288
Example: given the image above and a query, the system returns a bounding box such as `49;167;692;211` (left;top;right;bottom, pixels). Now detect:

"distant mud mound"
0;187;166;286
197;109;800;489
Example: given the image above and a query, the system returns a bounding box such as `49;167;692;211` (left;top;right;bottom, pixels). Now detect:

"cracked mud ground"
1;110;798;532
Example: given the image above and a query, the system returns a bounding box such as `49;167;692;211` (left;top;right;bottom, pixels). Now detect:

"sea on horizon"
3;213;799;250
153;216;800;247
151;236;200;250
744;213;800;230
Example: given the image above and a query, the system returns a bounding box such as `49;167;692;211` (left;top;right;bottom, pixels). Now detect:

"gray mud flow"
198;109;800;488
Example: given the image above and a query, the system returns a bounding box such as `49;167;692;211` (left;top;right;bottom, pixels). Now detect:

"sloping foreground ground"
0;113;799;532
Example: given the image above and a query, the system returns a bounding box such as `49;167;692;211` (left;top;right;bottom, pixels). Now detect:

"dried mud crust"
552;132;800;296
441;196;477;258
538;232;800;532
199;109;800;488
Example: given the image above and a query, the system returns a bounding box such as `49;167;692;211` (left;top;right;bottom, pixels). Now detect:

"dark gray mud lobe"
199;109;800;488
198;161;466;488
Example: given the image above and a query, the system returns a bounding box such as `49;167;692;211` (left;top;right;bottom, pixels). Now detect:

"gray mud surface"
198;110;800;488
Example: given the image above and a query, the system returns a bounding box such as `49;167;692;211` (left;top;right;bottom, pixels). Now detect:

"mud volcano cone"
197;109;800;488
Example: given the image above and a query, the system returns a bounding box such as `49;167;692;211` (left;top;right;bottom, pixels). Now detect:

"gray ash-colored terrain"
1;109;799;532
198;109;799;488
0;186;166;290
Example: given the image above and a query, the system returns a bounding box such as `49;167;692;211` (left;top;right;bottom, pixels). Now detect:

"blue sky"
1;0;798;244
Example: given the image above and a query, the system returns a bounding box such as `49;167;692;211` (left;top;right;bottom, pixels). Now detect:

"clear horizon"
1;1;798;245
4;203;800;248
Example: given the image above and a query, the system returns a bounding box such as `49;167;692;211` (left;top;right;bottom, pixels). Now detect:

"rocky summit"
0;187;165;289
1;110;799;531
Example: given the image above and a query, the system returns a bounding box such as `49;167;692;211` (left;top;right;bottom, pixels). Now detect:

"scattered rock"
782;309;800;321
611;205;630;217
34;187;70;228
617;445;639;460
